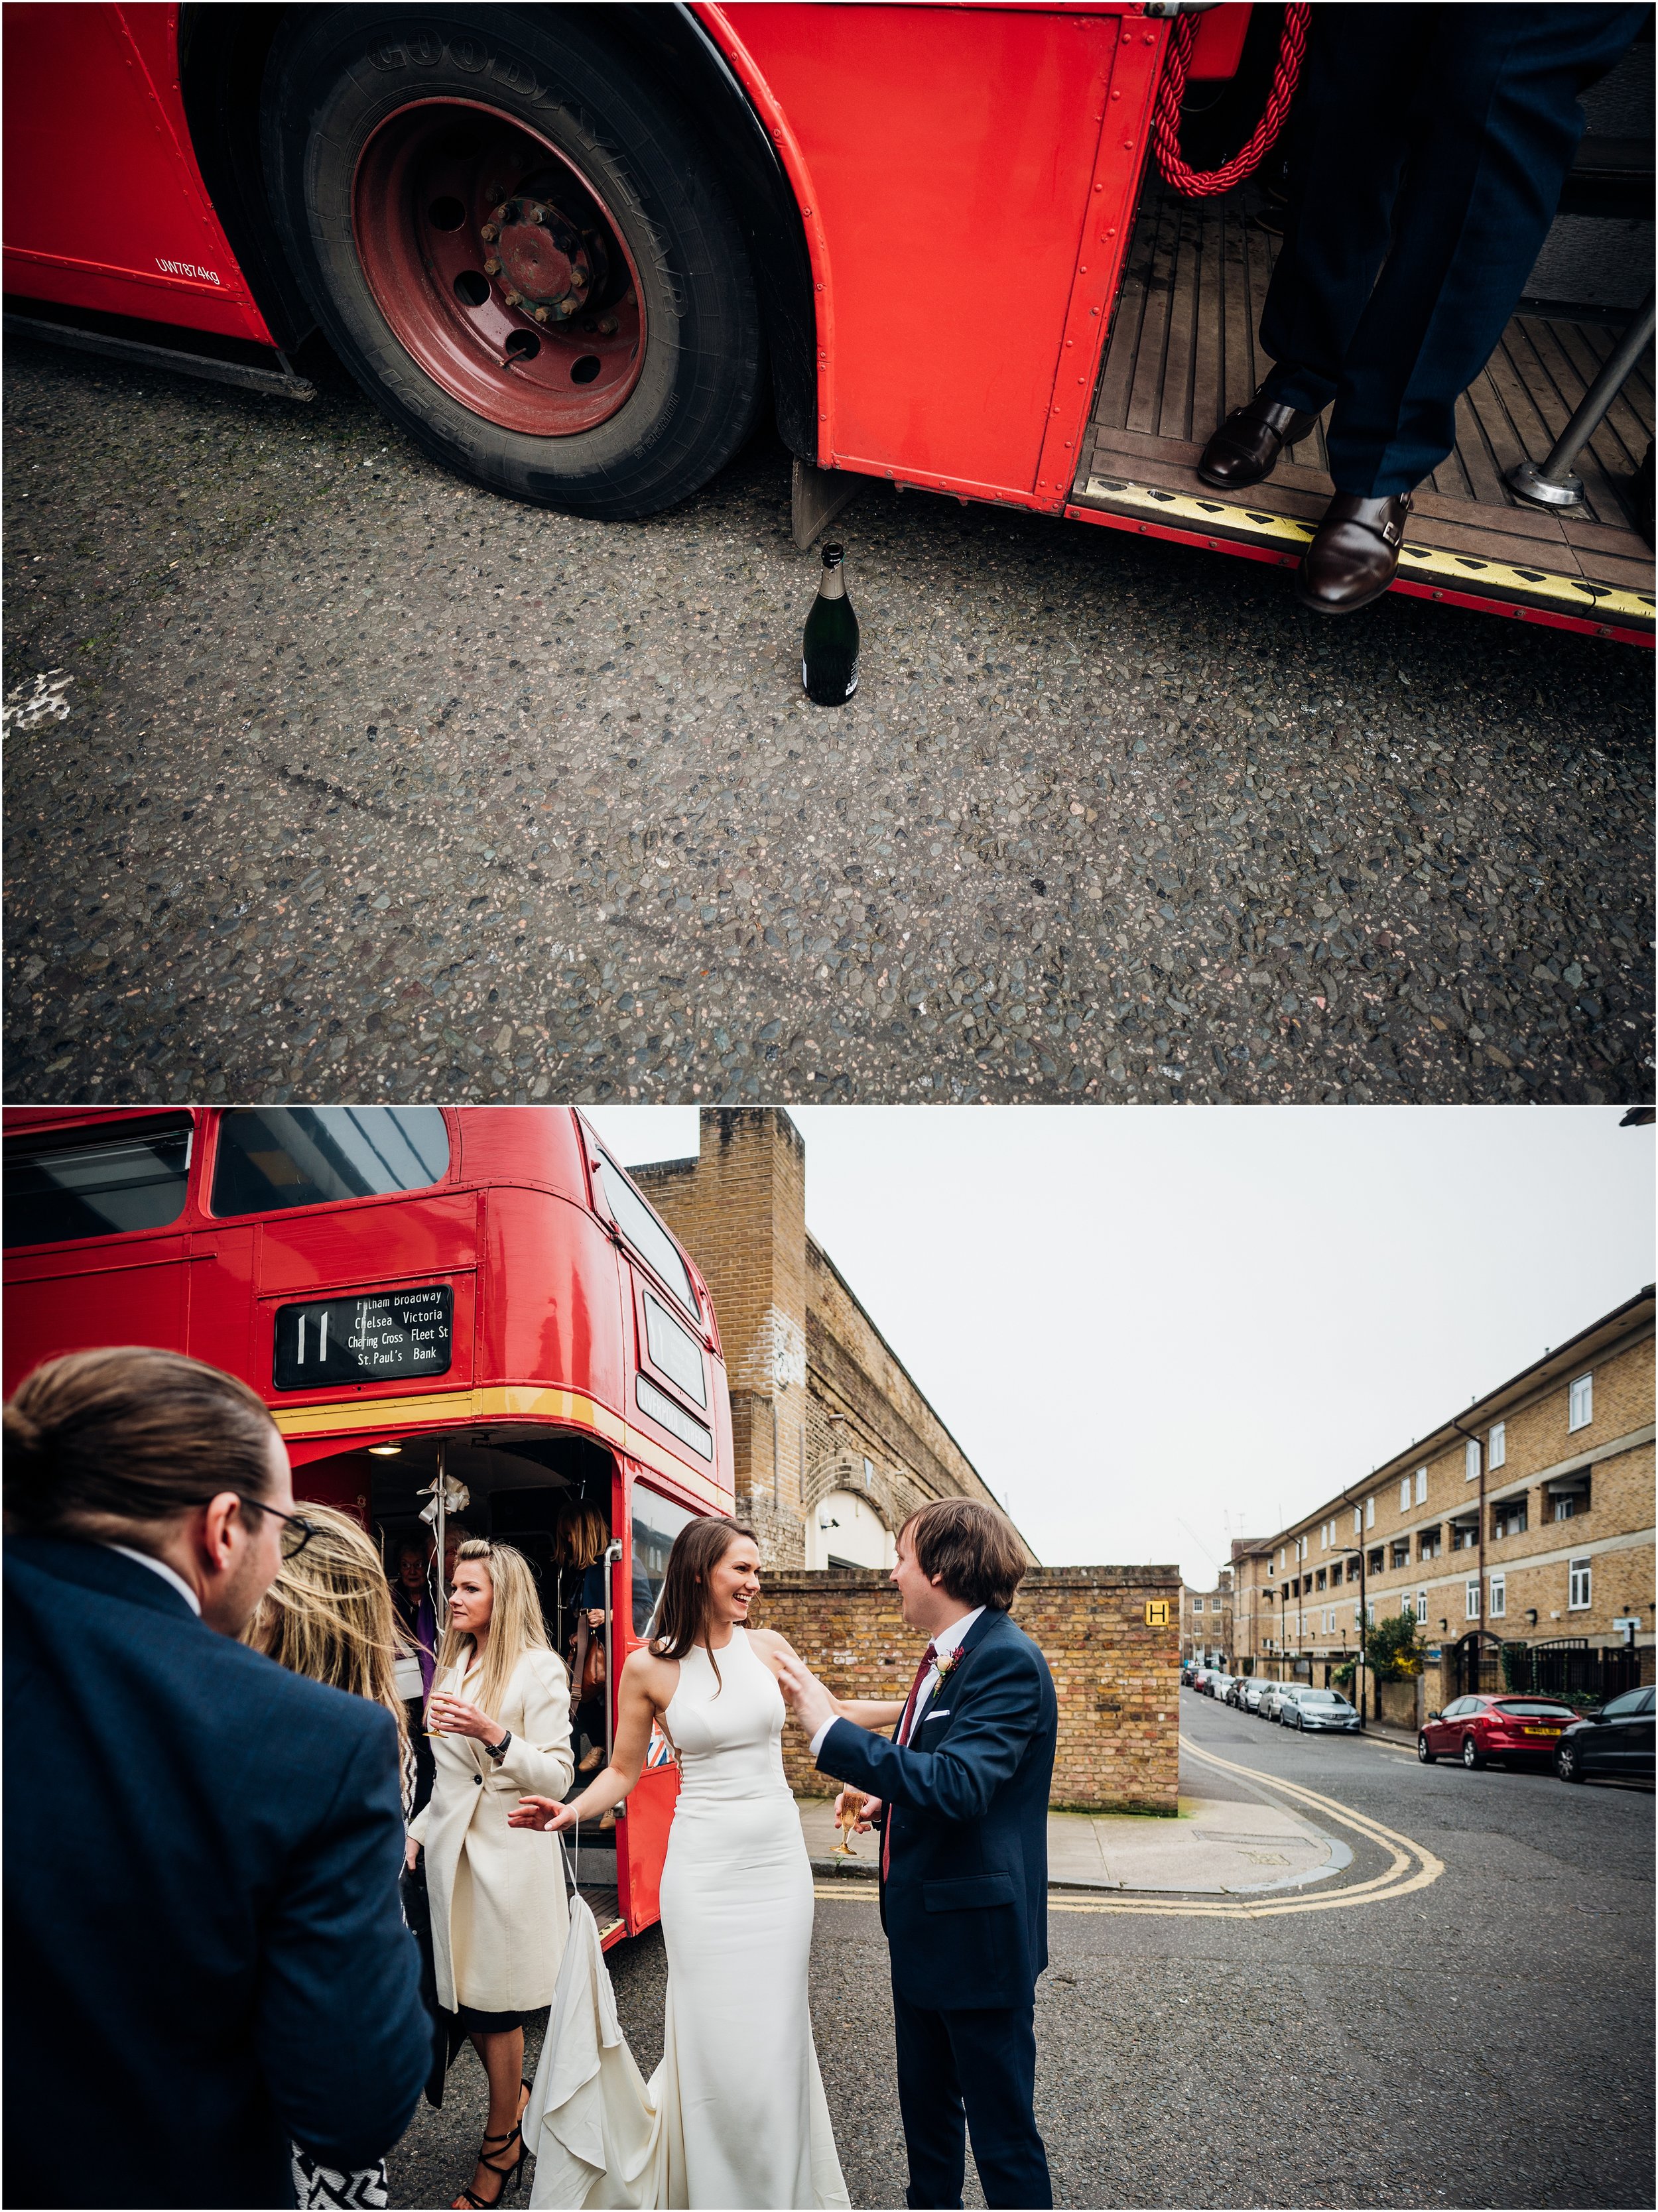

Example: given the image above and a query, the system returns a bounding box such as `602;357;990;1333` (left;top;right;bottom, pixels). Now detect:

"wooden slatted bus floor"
1073;182;1653;627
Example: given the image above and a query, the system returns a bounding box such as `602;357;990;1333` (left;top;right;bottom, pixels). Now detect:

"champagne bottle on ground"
802;542;859;706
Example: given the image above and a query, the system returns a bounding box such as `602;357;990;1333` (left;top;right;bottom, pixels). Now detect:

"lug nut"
533;306;549;324
598;316;619;336
480;223;499;243
527;204;545;225
483;257;501;276
505;289;523;308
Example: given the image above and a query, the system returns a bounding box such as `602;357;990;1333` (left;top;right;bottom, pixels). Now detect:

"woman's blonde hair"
552;1498;607;1571
435;1538;550;1721
241;1504;409;1758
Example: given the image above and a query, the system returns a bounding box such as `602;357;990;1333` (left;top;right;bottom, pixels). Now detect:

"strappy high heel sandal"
452;2121;527;2209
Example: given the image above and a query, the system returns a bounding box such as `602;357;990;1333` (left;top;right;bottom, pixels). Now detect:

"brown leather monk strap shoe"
1196;393;1320;491
1297;492;1413;614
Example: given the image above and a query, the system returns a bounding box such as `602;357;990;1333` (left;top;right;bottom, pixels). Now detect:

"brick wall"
750;1566;1180;1813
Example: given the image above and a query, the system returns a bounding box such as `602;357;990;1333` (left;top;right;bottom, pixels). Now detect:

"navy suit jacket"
817;1607;1056;2011
3;1538;430;2209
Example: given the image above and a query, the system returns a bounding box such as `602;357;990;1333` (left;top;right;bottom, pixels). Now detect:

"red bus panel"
1;2;270;343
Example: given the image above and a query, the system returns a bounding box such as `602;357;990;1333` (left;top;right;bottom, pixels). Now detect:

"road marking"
816;1738;1445;1922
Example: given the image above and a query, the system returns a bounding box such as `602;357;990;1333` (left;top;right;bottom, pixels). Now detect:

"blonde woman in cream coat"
408;1538;575;2210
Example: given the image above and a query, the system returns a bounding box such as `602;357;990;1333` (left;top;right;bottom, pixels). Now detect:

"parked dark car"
1417;1693;1579;1768
1557;1686;1657;1782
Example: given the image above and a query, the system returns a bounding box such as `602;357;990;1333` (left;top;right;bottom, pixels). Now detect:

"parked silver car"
1282;1688;1361;1733
1258;1681;1298;1721
1243;1678;1273;1715
1205;1672;1236;1701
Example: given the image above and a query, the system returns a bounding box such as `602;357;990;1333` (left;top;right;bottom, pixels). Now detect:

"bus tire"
261;6;764;519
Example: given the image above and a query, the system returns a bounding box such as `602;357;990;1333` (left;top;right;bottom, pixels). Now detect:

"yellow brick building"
633;1108;1025;1567
1180;1567;1234;1667
1232;1287;1654;1709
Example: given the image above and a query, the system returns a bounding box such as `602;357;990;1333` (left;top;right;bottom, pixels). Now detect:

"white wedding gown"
527;1627;849;2211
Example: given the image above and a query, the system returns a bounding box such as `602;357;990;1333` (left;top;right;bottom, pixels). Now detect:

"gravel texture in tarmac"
5;341;1652;1105
389;1691;1653;2211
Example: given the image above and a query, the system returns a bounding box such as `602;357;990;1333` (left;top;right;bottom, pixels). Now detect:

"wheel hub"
483;197;592;322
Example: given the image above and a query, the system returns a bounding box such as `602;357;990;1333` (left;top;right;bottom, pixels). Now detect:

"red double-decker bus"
4;3;1650;641
3;1103;733;1947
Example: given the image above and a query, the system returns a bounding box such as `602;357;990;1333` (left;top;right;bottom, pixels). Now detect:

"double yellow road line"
816;1733;1443;1922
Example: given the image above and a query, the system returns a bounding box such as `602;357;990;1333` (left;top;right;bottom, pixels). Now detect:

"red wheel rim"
352;99;646;436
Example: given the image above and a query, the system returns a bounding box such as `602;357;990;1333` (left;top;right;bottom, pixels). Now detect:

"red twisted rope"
1153;3;1311;200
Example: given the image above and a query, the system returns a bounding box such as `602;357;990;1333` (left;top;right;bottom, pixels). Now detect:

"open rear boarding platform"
1068;180;1655;644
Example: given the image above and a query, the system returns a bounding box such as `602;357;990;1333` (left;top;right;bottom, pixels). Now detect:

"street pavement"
5;339;1652;1107
387;1687;1652;2209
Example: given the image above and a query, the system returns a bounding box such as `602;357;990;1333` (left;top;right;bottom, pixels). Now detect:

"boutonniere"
934;1650;964;1682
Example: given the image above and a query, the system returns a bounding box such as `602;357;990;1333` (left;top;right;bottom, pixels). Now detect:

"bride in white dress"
509;1516;900;2211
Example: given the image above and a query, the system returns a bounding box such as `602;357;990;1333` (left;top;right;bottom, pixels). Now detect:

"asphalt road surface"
5;340;1652;1106
387;1688;1652;2210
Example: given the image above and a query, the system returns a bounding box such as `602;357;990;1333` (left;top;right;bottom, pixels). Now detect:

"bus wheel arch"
258;5;769;519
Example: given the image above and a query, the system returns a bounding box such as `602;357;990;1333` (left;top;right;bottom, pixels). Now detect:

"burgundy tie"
883;1641;938;1883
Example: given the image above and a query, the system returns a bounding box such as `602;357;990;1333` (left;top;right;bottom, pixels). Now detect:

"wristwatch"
485;1731;512;1760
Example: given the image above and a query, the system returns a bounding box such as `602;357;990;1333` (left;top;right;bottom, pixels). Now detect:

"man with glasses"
4;1346;430;2211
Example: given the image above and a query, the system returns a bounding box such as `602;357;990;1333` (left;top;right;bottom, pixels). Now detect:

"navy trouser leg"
1257;7;1425;421
1260;5;1646;494
893;1984;966;2209
893;1984;1051;2211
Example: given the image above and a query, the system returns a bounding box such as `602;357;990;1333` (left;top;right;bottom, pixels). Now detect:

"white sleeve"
808;1717;835;1759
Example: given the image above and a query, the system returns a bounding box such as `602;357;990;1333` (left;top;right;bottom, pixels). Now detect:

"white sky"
584;1106;1654;1588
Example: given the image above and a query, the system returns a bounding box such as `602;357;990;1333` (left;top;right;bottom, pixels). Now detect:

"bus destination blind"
273;1284;452;1390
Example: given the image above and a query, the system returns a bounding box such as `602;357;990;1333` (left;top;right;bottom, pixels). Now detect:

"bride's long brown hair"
650;1516;758;1694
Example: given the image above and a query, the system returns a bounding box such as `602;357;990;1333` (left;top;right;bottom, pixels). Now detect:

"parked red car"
1418;1693;1580;1770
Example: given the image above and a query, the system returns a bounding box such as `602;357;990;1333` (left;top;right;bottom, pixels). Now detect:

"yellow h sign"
1145;1599;1170;1627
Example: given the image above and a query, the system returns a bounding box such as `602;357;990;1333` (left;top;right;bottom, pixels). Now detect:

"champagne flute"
831;1786;866;1857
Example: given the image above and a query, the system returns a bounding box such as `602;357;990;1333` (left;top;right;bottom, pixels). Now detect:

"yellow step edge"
1080;475;1655;625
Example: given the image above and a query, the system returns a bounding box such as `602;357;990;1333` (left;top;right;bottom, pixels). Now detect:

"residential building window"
1568;1375;1593;1432
1368;1547;1384;1575
1489;1573;1505;1620
1465;1579;1480;1621
1419;1530;1441;1560
1365;1601;1375;1627
1353;1506;1362;1536
1391;1541;1410;1570
1488;1423;1505;1470
1464;1439;1480;1481
1319;1524;1327;1550
1417;1586;1427;1623
1316;1568;1327;1591
1401;1593;1414;1623
1354;1602;1363;1629
863;1455;875;1489
1415;1467;1428;1505
1365;1497;1375;1529
1494;1499;1527;1540
1192;1597;1204;1613
1553;1493;1580;1523
1568;1557;1592;1611
1399;1477;1411;1513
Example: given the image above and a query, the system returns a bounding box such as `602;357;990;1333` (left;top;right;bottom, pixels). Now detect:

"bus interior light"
367;1442;403;1457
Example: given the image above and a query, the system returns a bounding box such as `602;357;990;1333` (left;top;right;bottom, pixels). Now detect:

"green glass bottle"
802;542;859;706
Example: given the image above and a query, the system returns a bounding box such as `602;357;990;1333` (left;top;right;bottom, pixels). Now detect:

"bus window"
5;1117;192;1247
642;1290;708;1408
631;1483;696;1636
211;1107;449;1216
591;1148;699;1320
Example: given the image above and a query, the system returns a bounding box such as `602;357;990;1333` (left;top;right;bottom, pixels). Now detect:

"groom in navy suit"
778;1497;1056;2211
